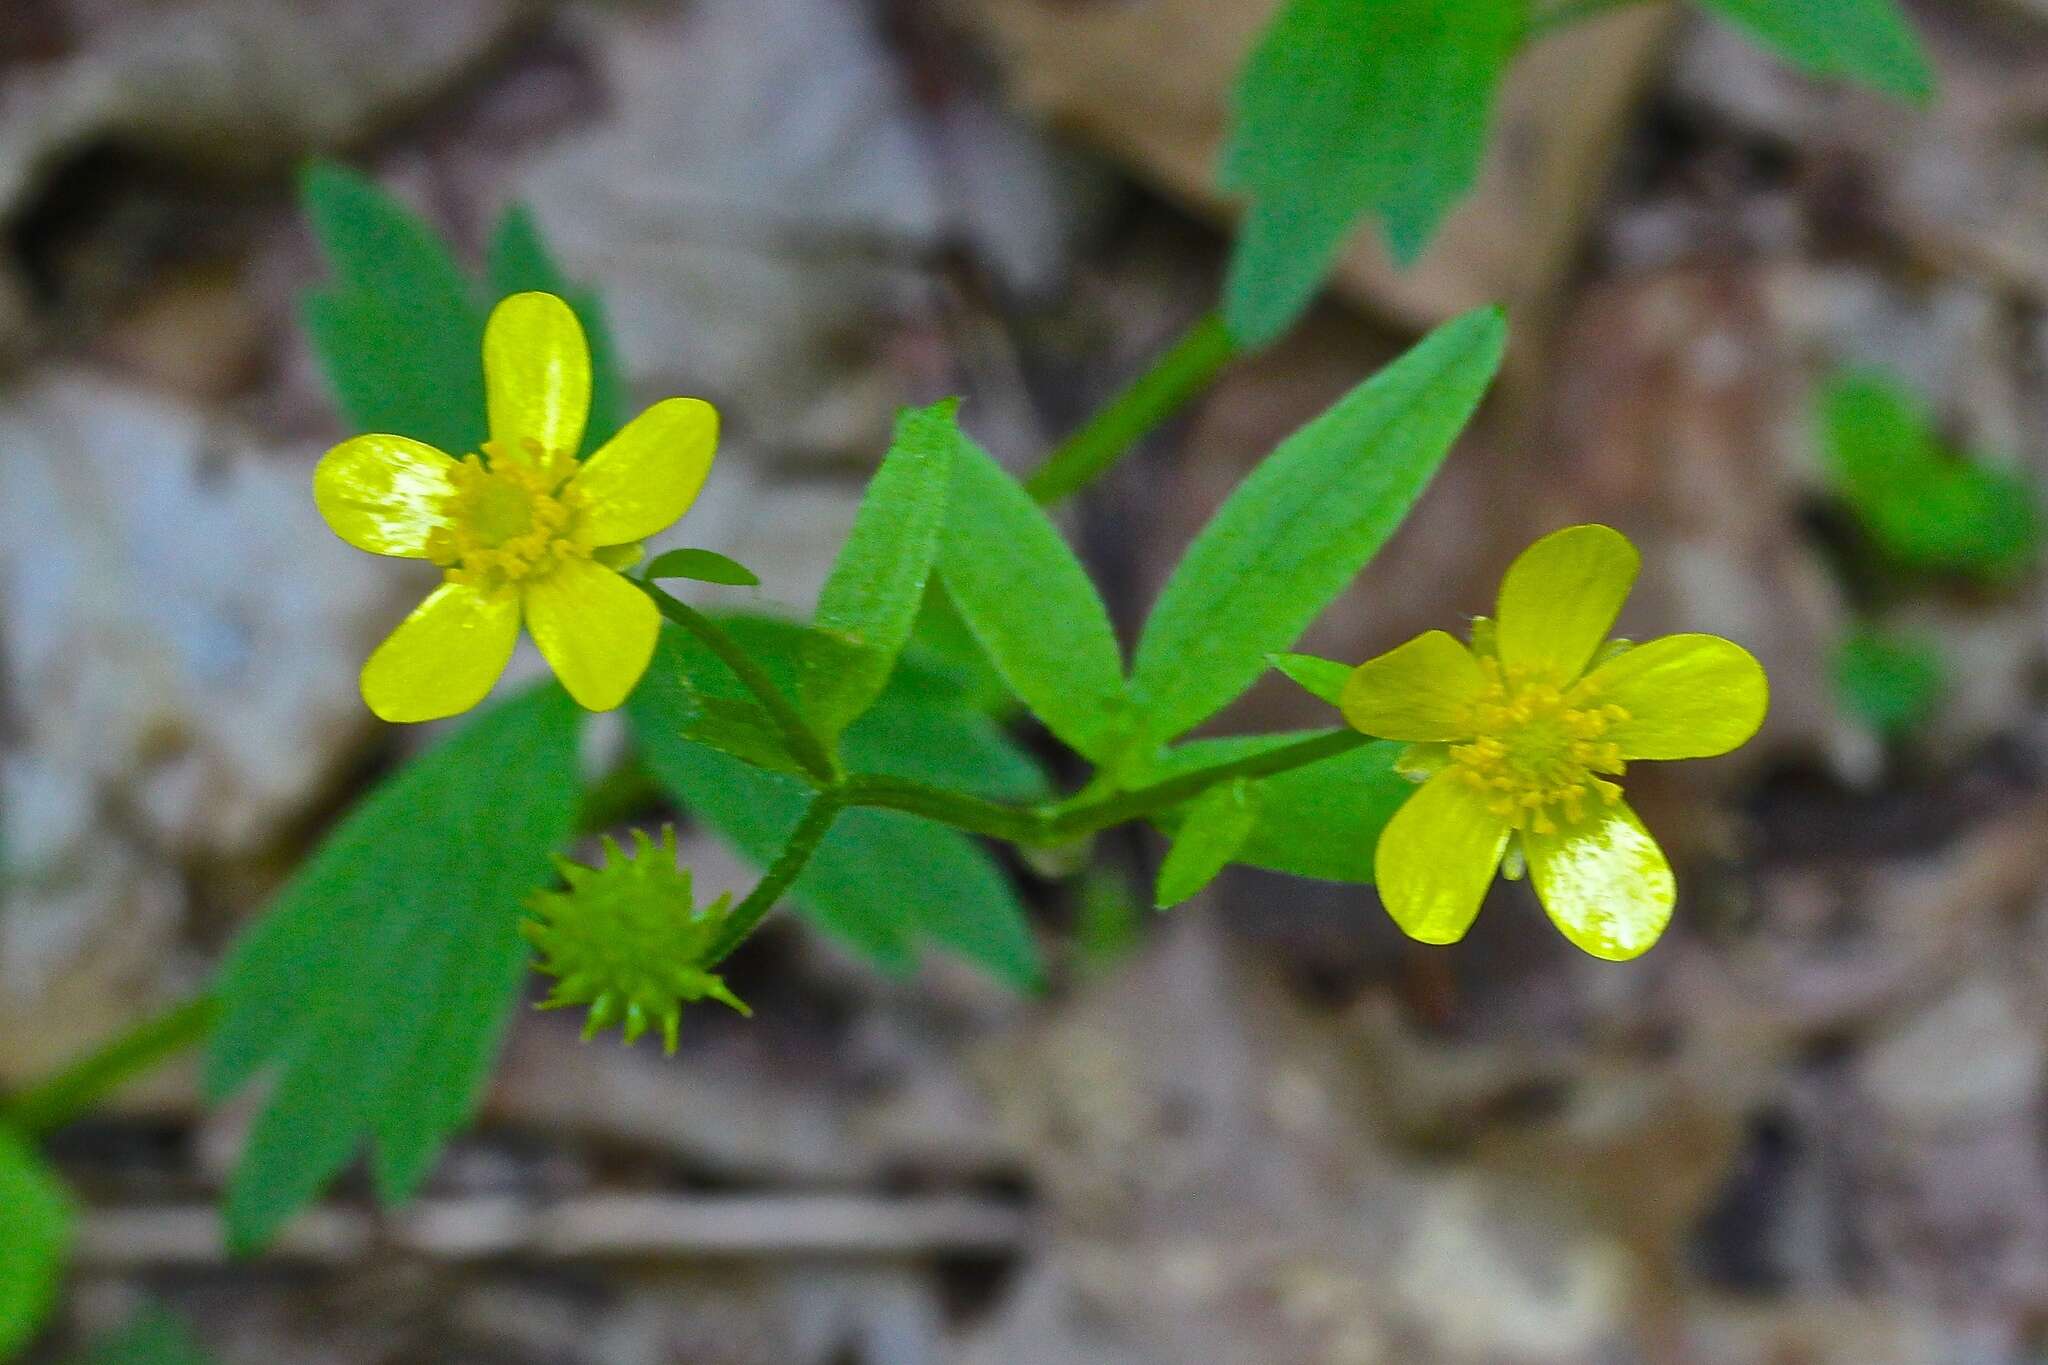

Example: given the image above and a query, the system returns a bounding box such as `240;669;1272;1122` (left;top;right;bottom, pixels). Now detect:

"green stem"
1046;730;1372;839
1024;312;1237;505
839;775;1050;844
840;729;1371;848
644;585;838;785
2;994;220;1137
705;793;847;965
1527;0;1655;37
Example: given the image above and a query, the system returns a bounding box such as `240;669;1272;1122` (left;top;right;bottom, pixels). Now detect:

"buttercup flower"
1341;525;1767;960
314;292;717;721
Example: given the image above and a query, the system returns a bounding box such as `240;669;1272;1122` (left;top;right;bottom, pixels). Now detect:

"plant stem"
1527;0;1655;38
705;793;847;965
840;729;1372;848
2;994;220;1137
1023;312;1237;505
1046;730;1373;839
644;585;838;785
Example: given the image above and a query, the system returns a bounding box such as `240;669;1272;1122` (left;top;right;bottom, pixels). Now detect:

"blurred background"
7;0;2048;1360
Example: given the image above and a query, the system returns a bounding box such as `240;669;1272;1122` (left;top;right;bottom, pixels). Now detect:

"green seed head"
523;826;750;1054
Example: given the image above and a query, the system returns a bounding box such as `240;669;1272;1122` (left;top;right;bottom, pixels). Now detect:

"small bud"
523;826;750;1054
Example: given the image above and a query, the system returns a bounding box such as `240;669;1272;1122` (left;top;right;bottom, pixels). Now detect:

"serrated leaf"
1147;732;1411;884
1220;0;1524;346
1271;652;1351;706
1832;626;1943;738
1821;370;2043;581
0;1127;72;1360
1697;0;1934;104
300;161;486;456
1128;307;1506;745
629;623;1045;986
69;1306;215;1365
207;685;583;1253
1155;780;1262;908
803;401;959;742
485;204;629;451
645;548;762;587
937;431;1129;760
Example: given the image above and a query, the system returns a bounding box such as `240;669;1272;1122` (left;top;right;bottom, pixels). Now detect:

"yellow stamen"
1447;657;1632;834
425;448;592;597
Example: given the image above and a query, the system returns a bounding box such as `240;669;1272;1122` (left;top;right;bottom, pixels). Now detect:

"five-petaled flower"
314;291;717;722
1341;525;1767;961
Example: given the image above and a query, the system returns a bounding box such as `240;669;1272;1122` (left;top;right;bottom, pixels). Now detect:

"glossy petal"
1374;771;1510;945
524;558;661;711
1339;630;1488;741
1525;800;1675;961
484;292;590;463
1496;524;1639;681
313;435;458;558
1581;633;1769;760
360;583;520;723
569;398;719;545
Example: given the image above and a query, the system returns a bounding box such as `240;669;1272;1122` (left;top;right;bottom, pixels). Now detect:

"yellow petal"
1580;633;1769;760
313;434;458;557
484;292;590;464
568;398;719;545
1496;524;1639;682
524;558;661;711
1339;630;1488;741
1524;800;1674;961
360;583;520;723
1374;771;1510;945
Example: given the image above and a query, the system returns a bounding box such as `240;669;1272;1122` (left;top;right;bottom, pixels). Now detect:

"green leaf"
1270;652;1351;706
300;161;486;456
909;582;1020;718
1220;0;1524;346
1147;732;1411;884
1821;370;2043;581
1155;779;1262;908
1128;307;1506;744
629;624;1045;986
207;685;584;1253
1697;0;1934;104
804;401;960;742
0;1127;72;1360
69;1307;215;1365
1074;868;1145;972
485;204;629;451
937;431;1129;760
645;548;762;588
1832;626;1943;738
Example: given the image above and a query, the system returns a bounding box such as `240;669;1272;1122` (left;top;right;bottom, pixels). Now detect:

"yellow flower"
1341;525;1767;961
314;292;717;722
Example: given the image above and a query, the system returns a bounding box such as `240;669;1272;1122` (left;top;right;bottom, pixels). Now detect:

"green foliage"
206;685;584;1253
68;1307;215;1365
1220;0;1523;346
485;204;628;450
1696;0;1934;104
1074;868;1146;971
937;428;1130;761
1832;626;1943;738
301;161;628;459
0;1128;71;1360
1128;307;1506;745
1271;652;1352;705
645;548;762;587
631;622;1045;985
1155;780;1262;907
804;402;960;744
1821;370;2043;582
1148;733;1411;884
301;162;487;455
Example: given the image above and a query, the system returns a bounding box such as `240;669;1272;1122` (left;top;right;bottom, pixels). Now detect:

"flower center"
1449;657;1631;835
427;445;591;595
